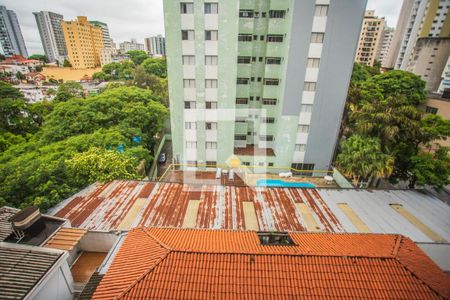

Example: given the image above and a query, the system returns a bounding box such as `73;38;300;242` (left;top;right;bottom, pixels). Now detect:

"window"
184;101;196;109
238;56;251;64
267;35;284;42
269;10;286;18
266;57;282;64
261;117;275;123
206;142;217;149
235;135;247;141
185;122;196;130
238;34;253;41
180;3;193;14
182;30;195;40
185;141;197;148
204;3;218;14
183;79;195;88
295;144;306;152
206;122;217;130
315;5;328;16
206;161;217;167
298;125;310;133
182;55;195;65
307;58;320;68
237;78;250;84
301;104;313;113
291;163;315;176
260;35;265;41
260;135;274;141
311;32;324;43
205;55;218;65
242;161;250;166
426;106;438;114
239;10;254;18
186;160;198;166
262;98;277;105
235;117;246;123
205;79;218;88
205;101;217;109
205;30;218;41
236;98;248;104
304;82;316;91
268;162;274;167
264;78;279;85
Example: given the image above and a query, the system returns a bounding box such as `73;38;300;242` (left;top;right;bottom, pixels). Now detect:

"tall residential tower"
33;11;67;63
355;10;385;66
0;5;28;57
90;21;112;48
144;35;166;57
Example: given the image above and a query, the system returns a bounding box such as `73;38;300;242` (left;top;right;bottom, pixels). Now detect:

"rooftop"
234;145;275;156
92;228;450;300
49;181;450;244
44;227;87;251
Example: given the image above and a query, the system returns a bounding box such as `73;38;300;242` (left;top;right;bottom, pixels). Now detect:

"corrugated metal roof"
44;227;87;251
50;181;450;243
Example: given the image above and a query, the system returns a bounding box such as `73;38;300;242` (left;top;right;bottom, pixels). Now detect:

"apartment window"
180;3;194;14
298;125;310;133
262;98;277;105
235;117;246;123
185;141;197;148
187;160;198;166
295;144;306;152
264;78;279;85
235;135;247;141
260;135;274;141
307;58;320;68
182;30;195;40
426;106;438;114
242;161;250;166
267;35;284;42
206;161;217;167
205;79;218;88
206;101;217;109
266;57;282;64
182;55;195;65
236;98;248;104
237;78;250;84
204;3;218;14
206;122;217;130
184;101;196;109
205;30;218;41
291;163;315;173
238;34;253;41
205;55;218;65
301;104;313;113
304;82;316;91
261;117;275;124
238;56;251;64
183;79;196;88
269;10;286;18
311;33;324;43
314;5;328;16
239;10;254;18
185;122;197;130
206;142;217;149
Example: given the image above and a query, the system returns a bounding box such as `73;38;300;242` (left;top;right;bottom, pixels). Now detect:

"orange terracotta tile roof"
44;227;87;251
92;228;450;300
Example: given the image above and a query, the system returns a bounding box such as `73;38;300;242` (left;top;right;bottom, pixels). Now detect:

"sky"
1;0;403;55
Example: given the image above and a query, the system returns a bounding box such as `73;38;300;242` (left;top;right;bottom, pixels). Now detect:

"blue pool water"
256;179;316;188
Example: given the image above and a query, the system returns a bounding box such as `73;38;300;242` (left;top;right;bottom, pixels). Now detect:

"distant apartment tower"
144;35;166;56
355;10;385;66
61;16;104;69
163;0;366;171
0;6;28;57
33;11;67;63
377;26;394;66
438;55;450;93
119;39;144;53
90;20;112;48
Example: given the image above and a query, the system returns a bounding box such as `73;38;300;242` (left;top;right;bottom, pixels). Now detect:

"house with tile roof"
92;227;450;299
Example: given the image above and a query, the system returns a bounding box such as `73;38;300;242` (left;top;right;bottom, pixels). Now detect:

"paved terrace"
48;180;450;244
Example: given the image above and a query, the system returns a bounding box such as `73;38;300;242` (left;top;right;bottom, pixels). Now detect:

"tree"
54;81;84;102
336;135;394;186
35;65;43;72
28;54;48;63
141;57;167;77
63;59;72;67
132;66;168;106
102;61;135;80
0;81;23;99
410;146;449;189
127;50;149;65
419;114;450;150
0;132;25;152
16;71;25;80
92;71;107;82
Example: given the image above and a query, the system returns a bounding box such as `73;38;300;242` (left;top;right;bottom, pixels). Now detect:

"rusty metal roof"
44;227;87;251
48;181;450;243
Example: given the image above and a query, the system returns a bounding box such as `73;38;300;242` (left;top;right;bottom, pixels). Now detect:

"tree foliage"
141;57;167;78
411;146;449;188
63;59;72;67
54;81;84;102
127;50;149;65
28;54;48;63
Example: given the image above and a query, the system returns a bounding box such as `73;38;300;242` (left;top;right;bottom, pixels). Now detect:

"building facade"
438;55;450;93
377;26;394;66
90;20;112;48
33;11;67;63
0;6;28;57
164;0;366;171
61;16;105;69
119;38;144;53
99;48;130;66
144;35;166;56
355;10;385;66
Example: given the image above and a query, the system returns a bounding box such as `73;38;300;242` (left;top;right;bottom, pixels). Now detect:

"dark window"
257;77;261;82
252;57;256;62
237;78;249;84
251;77;255;82
253;35;258;40
260;135;274;141
242;162;250;166
237;56;251;64
258;57;263;62
256;96;260;100
258;232;295;245
262;12;267;18
261;117;275;123
291;163;315;176
269;10;286;18
235;135;247;140
260;35;265;41
268;162;274;167
264;78;279;85
426;106;438;114
180;3;194;14
249;96;254;101
266;57;282;64
205;30;218;41
267;35;284;42
187;160;198;166
204;3;218;14
182;30;194;40
236;98;248;104
206;161;217;167
238;34;253;42
206;101;217;109
239;10;254;18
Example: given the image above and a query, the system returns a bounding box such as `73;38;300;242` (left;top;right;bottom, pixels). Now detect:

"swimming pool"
256;179;316;188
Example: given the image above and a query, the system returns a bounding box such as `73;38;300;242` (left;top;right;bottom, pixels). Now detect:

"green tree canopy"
28;54;48;63
410;146;449;189
54;81;84;102
63;59;72;67
127;50;149;65
141;57;167;78
92;71;108;82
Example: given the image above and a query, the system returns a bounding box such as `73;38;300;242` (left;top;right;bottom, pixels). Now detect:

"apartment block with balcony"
355;10;385;66
164;0;366;172
33;11;68;63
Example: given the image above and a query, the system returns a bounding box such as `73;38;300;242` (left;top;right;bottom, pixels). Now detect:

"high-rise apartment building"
33;11;67;63
438;55;450;93
355;10;385;66
61;16;105;69
144;35;166;57
163;0;366;171
90;20;112;48
119;39;144;53
0;6;28;57
377;26;394;67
